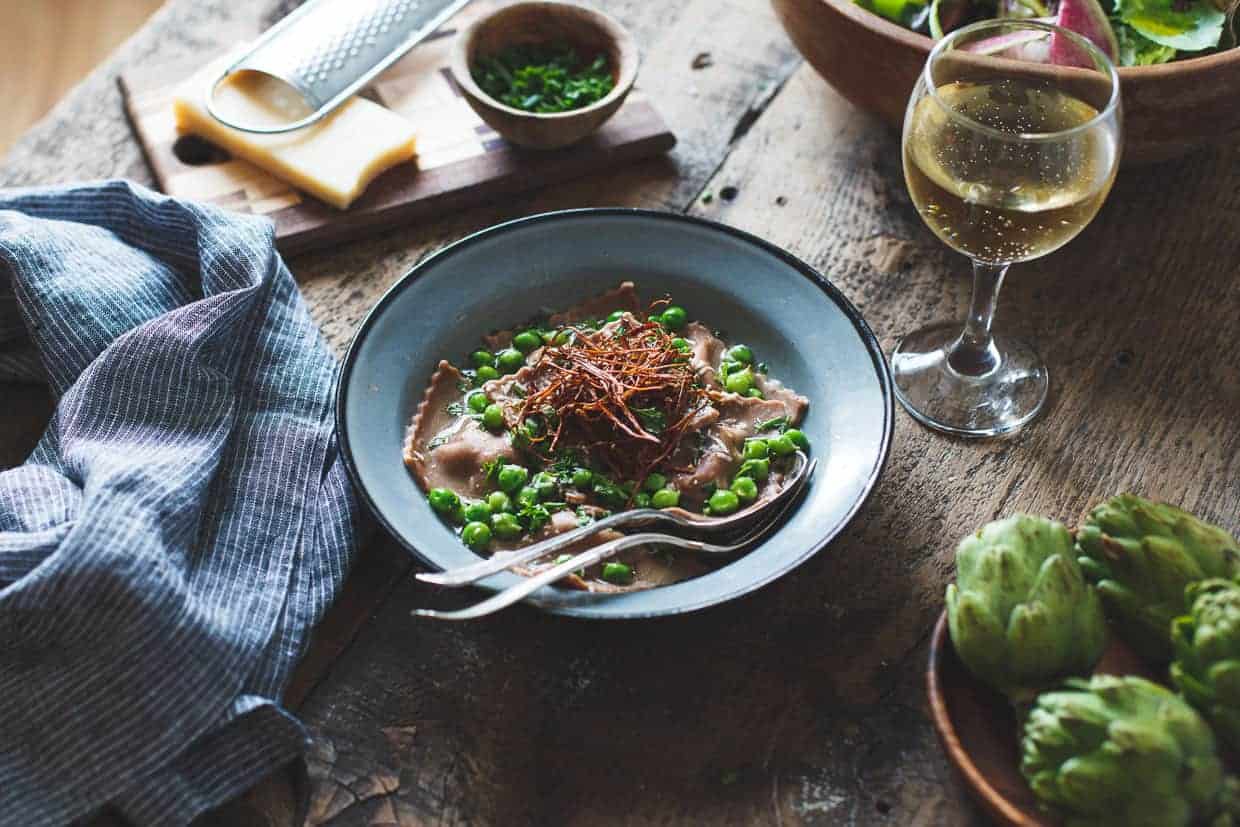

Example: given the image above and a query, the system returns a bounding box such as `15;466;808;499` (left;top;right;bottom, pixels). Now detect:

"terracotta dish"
771;0;1240;164
926;611;1166;825
450;1;639;150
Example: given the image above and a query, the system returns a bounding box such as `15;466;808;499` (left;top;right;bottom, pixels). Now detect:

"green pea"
496;348;526;374
707;488;740;516
516;486;540;509
768;434;797;456
487;491;512;513
467;391;489;413
602;562;634;584
491;512;523;539
571;467;593;488
466;500;494;523
450;503;467;525
745;388;765;399
428;487;459;515
784;429;810;451
725;367;754;395
643;472;668;493
651;488;680;509
530;471;558;499
482;403;505;431
475;365;500;384
726;344;753;364
736;458;770;481
607;310;627;323
497;464;529;492
461;521;492;550
731;476;759;504
523;416;543;438
634;492;652;508
670;337;691;353
470;349;495;368
513;330;542;353
660;306;687;330
743;439;769;460
553;329;573;346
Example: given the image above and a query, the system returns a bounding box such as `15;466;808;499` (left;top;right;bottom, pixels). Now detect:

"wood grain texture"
3;0;1239;825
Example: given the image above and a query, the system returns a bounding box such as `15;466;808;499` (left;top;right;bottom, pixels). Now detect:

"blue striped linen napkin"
0;181;360;825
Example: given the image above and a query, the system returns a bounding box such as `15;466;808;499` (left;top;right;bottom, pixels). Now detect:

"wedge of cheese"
173;59;417;209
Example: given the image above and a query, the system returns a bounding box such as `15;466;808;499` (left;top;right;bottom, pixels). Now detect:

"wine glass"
893;20;1121;437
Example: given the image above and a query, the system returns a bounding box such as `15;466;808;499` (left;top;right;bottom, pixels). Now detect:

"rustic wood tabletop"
2;1;1238;825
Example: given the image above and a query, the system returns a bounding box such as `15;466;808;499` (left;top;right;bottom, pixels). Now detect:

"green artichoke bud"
946;515;1106;697
1172;579;1240;753
1076;494;1240;662
1022;675;1240;827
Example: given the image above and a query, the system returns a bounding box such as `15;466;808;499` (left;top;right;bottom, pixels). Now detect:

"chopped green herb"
472;44;615;114
633;406;667;435
482;457;505;484
756;416;789;433
518;503;551;532
427;433;450;451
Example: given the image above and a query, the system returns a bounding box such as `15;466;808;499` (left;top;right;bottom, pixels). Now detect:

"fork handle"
416;509;666;587
414;533;660;620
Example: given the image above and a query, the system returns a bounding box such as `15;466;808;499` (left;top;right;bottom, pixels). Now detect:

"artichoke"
1172;579;1240;752
946;515;1106;698
1022;675;1240;827
1076;494;1240;662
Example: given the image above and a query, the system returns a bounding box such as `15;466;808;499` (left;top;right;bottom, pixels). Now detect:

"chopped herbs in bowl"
471;44;616;113
449;2;639;149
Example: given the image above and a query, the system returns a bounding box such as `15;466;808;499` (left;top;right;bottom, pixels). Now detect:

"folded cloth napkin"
0;181;360;825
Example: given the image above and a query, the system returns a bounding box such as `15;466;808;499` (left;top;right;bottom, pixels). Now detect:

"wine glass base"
891;321;1048;438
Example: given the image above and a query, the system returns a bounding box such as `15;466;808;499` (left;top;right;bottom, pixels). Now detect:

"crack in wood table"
2;1;1238;824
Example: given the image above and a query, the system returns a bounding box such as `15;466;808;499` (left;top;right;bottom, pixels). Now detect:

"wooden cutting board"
118;2;675;256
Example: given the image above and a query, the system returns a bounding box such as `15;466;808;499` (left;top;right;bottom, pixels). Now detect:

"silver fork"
417;451;812;588
413;456;816;621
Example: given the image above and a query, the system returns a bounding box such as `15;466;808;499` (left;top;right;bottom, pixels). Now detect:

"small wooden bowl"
771;0;1240;165
926;611;1161;826
450;1;639;150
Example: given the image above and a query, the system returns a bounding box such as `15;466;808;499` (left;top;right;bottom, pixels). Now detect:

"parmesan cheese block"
173;60;417;210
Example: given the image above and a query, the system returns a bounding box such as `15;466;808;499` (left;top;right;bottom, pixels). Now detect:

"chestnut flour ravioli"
404;282;811;592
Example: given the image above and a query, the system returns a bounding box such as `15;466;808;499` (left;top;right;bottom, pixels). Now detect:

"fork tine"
414;533;647;621
413;466;816;622
416;451;813;588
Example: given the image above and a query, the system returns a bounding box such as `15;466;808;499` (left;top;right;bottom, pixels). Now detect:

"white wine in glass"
893;21;1121;436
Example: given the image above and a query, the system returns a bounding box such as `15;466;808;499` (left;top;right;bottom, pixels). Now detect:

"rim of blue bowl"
335;208;895;619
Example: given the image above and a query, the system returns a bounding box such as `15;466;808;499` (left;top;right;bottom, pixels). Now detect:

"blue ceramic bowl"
337;209;893;619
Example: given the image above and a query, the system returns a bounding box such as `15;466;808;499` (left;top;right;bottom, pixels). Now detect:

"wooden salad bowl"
771;0;1240;164
926;612;1165;826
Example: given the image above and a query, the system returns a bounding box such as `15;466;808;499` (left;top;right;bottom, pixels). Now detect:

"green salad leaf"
854;0;927;27
1113;17;1180;62
1116;0;1225;51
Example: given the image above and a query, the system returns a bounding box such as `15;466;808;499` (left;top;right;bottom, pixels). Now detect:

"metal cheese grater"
207;0;471;133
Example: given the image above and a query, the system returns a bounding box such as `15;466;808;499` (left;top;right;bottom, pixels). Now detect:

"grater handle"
206;0;472;134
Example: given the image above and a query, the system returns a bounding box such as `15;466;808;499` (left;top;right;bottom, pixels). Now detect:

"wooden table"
3;1;1238;824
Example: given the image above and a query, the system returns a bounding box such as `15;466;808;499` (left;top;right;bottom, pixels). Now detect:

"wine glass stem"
947;260;1009;377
